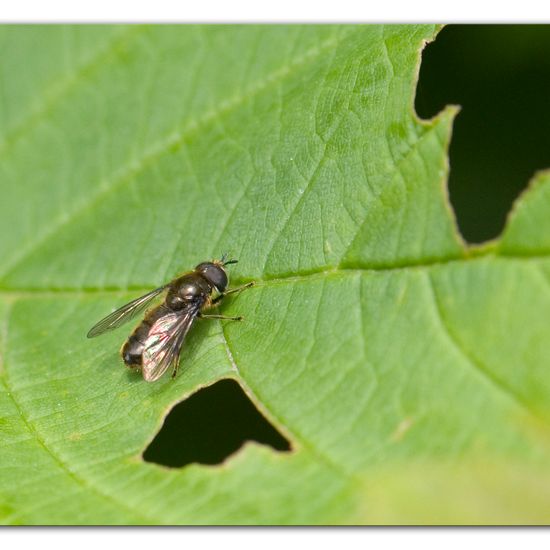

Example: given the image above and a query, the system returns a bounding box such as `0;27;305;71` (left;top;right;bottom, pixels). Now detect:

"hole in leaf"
416;25;550;243
143;379;291;468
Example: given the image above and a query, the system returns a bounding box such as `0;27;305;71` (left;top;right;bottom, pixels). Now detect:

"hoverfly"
87;256;253;382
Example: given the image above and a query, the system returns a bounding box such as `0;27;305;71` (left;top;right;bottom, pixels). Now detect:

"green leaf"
1;24;550;525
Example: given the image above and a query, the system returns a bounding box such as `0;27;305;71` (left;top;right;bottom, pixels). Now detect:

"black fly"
87;257;253;382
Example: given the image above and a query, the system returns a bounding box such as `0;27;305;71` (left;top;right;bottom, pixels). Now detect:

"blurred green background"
416;24;550;244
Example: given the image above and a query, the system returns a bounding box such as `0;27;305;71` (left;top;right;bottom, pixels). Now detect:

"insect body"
87;258;253;382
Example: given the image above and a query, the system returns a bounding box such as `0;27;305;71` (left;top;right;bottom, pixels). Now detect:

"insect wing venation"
141;305;199;382
87;285;167;338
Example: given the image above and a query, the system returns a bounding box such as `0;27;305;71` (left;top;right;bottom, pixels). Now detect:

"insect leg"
199;313;243;321
171;363;179;379
212;281;254;305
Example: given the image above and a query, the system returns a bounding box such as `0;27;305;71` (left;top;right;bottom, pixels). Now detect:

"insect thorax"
165;274;211;310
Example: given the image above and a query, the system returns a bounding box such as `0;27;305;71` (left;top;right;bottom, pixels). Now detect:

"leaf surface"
1;24;550;524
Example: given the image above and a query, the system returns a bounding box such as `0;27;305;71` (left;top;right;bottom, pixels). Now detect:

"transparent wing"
141;304;200;382
87;285;167;338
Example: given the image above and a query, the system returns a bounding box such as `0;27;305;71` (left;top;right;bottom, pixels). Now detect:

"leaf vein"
425;272;547;426
0;303;159;524
0;27;360;281
220;321;360;482
0;26;143;157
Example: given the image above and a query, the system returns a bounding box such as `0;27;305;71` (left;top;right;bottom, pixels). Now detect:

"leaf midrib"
1;249;548;523
0;251;547;297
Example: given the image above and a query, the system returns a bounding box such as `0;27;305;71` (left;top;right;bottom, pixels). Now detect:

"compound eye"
196;263;228;291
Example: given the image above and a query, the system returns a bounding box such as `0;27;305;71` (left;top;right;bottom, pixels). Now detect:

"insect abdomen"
121;305;170;367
